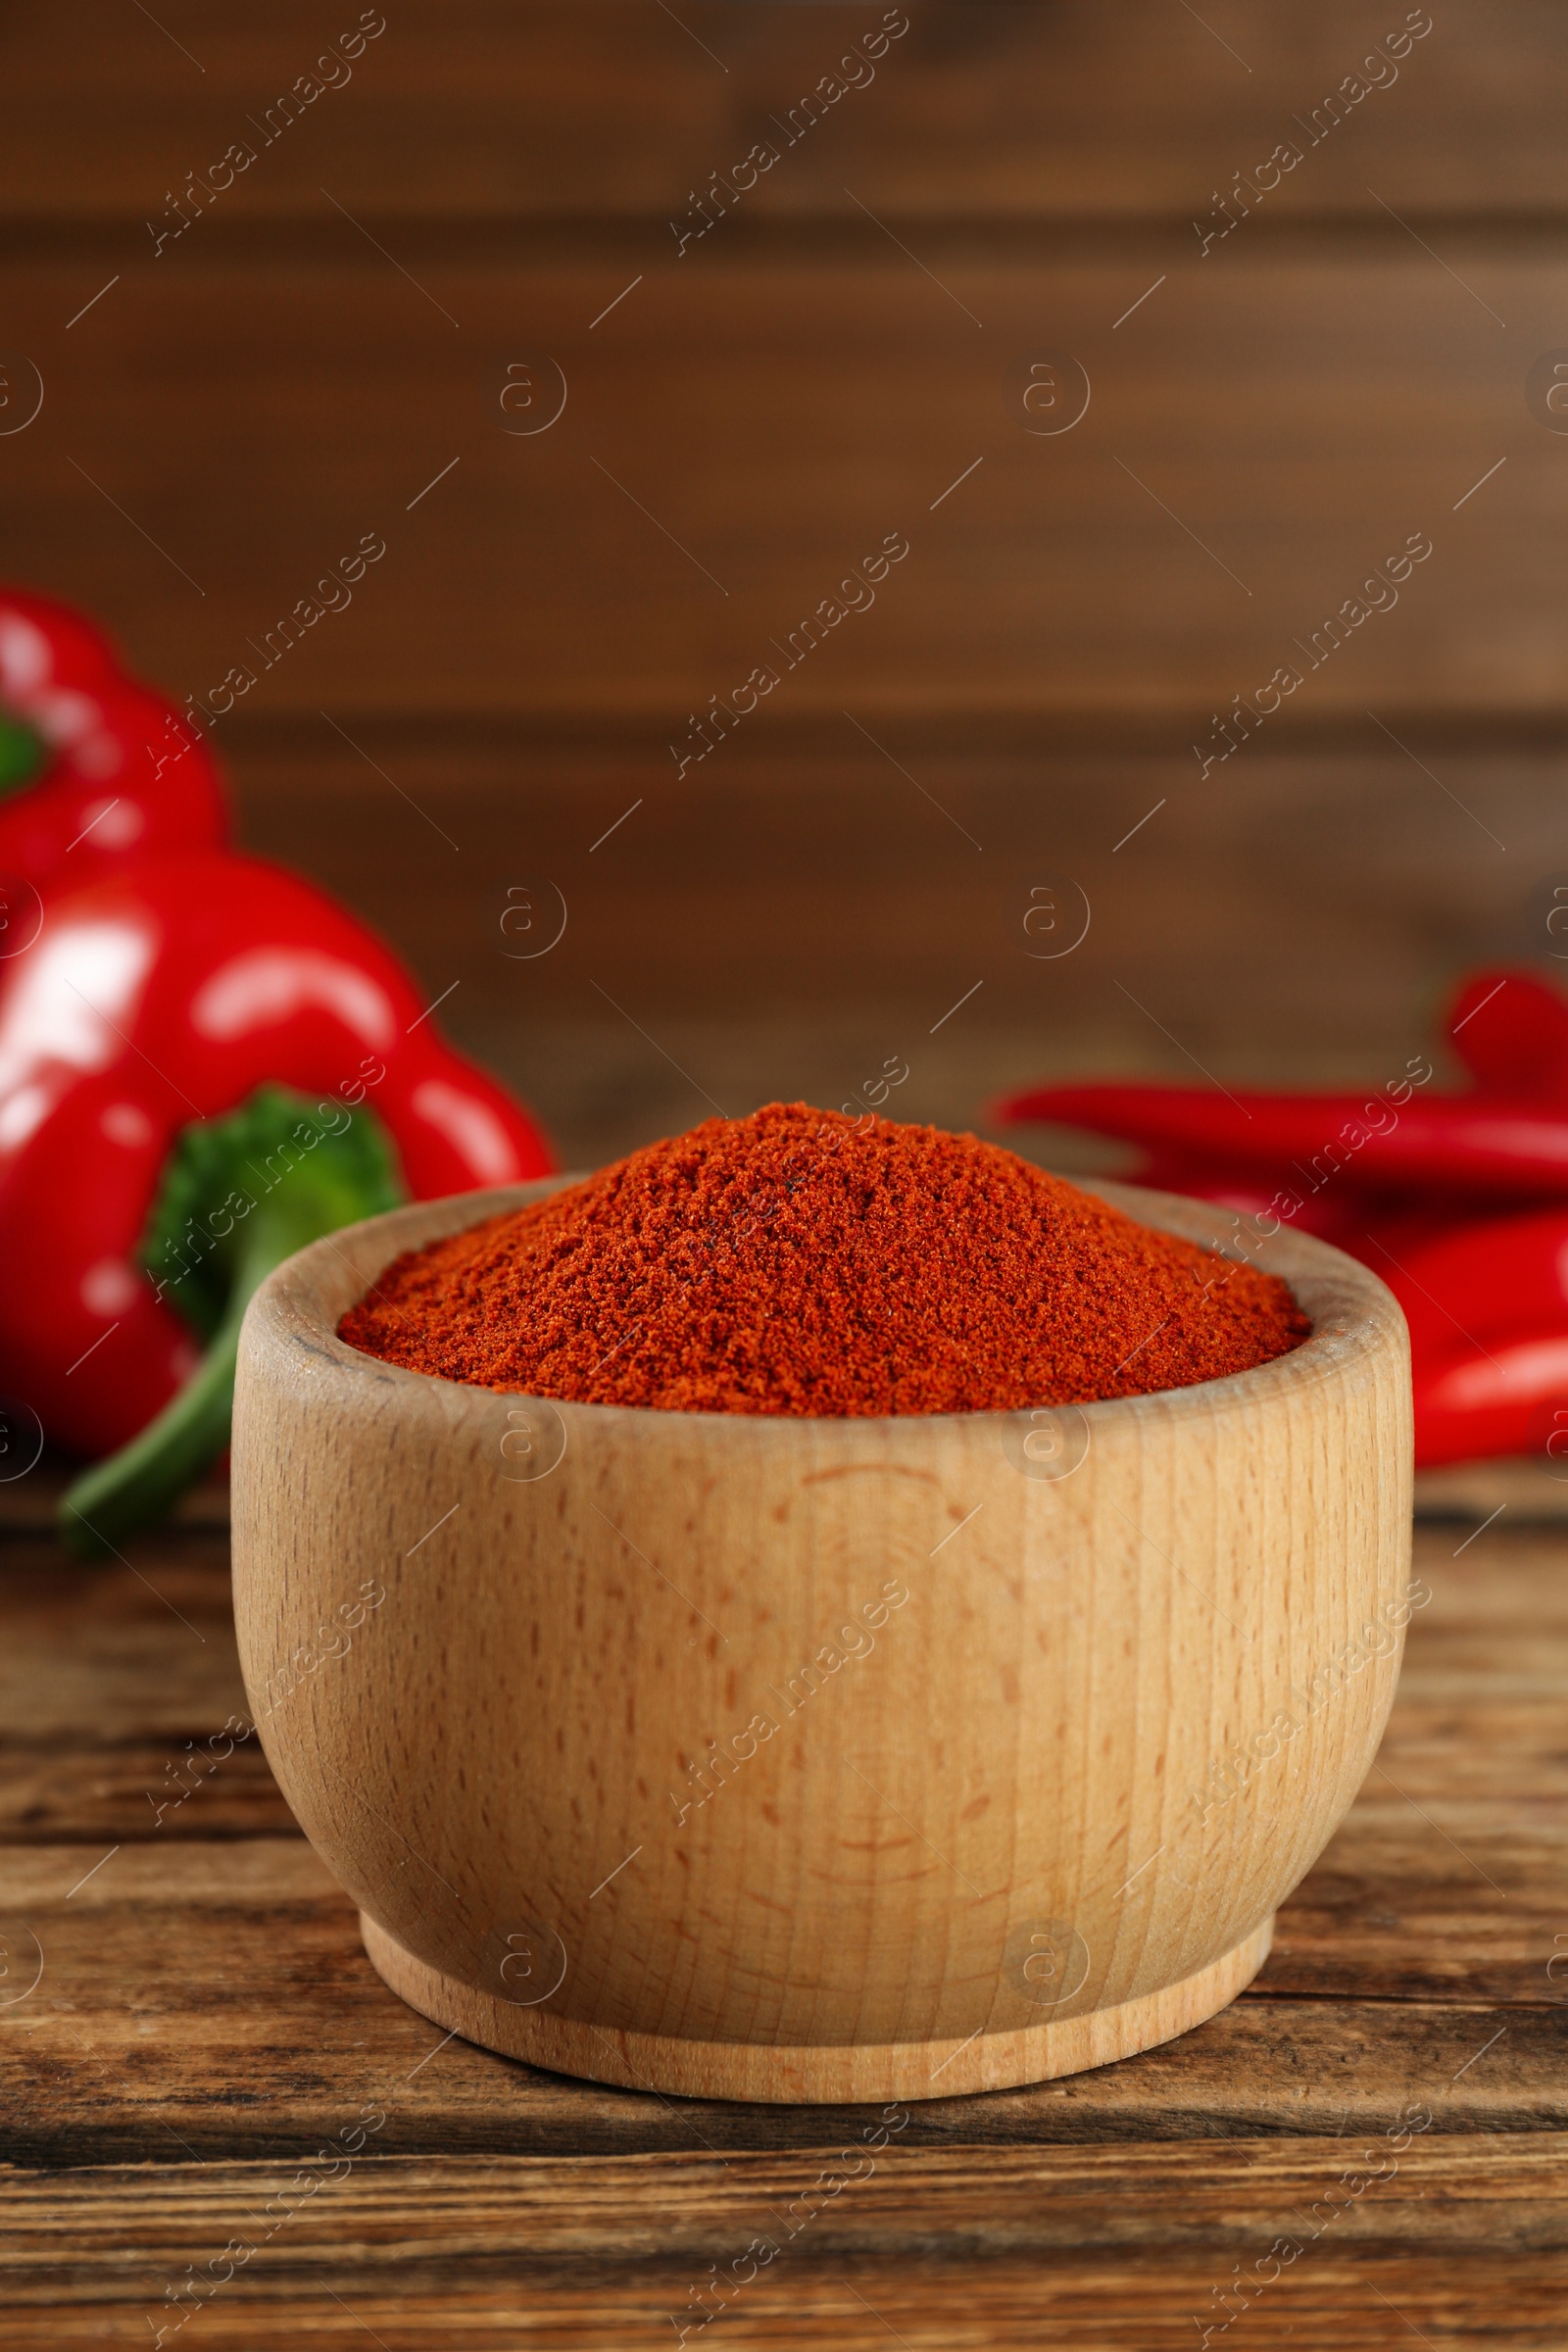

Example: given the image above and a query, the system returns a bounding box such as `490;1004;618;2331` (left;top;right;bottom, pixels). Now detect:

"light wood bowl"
231;1175;1411;2104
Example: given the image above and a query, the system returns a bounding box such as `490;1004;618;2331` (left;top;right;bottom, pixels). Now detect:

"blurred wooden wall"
3;2;1563;1157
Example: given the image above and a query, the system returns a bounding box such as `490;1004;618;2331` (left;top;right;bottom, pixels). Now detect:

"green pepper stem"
57;1084;403;1560
0;708;46;799
59;1227;274;1561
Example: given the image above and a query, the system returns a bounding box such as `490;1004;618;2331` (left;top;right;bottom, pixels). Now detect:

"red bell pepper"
0;589;226;899
0;850;553;1553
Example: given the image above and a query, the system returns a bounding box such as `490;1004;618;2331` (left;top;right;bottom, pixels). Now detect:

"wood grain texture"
2;3;1563;229
1;0;1559;1095
0;249;1546;730
3;1817;1561;2160
229;1175;1410;2099
6;2131;1568;2352
227;732;1557;1072
14;2136;1568;2266
360;1911;1280;2109
0;1489;1561;2332
8;2255;1568;2352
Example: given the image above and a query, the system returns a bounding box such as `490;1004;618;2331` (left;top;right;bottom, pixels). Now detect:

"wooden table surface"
3;1464;1564;2349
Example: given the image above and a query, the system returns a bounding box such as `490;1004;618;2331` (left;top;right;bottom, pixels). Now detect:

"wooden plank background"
2;2;1563;1166
6;19;1568;2339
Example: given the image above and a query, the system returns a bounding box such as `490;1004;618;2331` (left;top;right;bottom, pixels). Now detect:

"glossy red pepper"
0;850;553;1551
1445;966;1568;1097
0;590;226;909
1368;1207;1568;1465
998;965;1568;1464
1001;969;1568;1201
993;1070;1568;1200
1100;1151;1514;1264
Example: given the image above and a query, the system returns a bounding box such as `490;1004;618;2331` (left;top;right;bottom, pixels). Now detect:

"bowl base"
360;1912;1273;2105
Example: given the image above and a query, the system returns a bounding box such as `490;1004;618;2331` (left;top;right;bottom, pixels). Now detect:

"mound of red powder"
339;1102;1309;1415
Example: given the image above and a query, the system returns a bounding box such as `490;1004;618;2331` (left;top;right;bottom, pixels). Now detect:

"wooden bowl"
231;1175;1411;2104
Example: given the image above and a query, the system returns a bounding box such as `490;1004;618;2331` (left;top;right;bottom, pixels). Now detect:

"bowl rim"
241;1168;1408;1439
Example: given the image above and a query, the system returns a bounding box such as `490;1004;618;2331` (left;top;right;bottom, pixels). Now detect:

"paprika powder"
341;1102;1308;1414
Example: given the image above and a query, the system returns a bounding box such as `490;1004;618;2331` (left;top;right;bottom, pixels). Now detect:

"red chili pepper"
1375;1204;1568;1356
0;850;553;1552
1113;1152;1383;1248
1001;970;1568;1194
0;589;226;900
1120;1152;1515;1262
1410;1336;1568;1458
1366;1208;1568;1465
1411;1328;1568;1468
1446;966;1568;1097
999;964;1568;1464
994;1074;1568;1199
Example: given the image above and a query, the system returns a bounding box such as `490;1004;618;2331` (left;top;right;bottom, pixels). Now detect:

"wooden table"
2;1468;1563;2348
